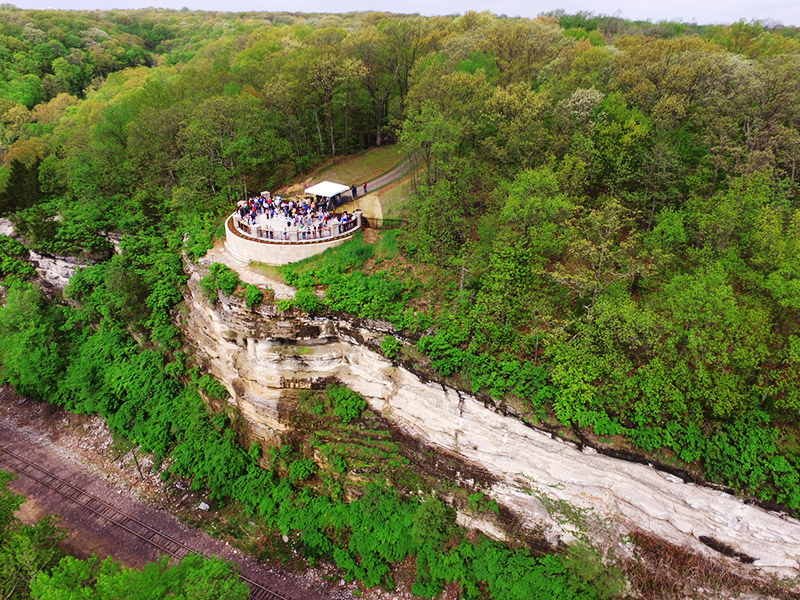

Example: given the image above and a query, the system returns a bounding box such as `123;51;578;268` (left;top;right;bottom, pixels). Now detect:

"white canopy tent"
304;181;350;198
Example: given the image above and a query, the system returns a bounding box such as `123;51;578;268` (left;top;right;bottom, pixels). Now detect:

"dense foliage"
0;470;64;600
0;471;247;599
30;554;248;600
0;297;600;597
1;6;800;597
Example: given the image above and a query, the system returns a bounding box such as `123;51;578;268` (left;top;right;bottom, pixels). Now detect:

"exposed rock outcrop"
29;251;87;290
181;263;800;579
0;218;90;291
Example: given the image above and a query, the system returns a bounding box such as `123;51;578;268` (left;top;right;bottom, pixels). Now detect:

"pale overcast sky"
12;0;800;27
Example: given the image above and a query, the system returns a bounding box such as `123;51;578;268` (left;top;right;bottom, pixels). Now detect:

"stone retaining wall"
224;214;359;265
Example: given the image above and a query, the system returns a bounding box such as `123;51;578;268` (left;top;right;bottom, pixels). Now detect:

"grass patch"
313;145;404;185
376;176;413;218
375;230;400;260
281;230;374;281
275;206;413;327
250;261;286;283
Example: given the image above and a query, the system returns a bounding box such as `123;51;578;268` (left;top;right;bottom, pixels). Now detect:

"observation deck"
224;211;361;266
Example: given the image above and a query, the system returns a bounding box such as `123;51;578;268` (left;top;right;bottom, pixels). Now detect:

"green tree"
0;470;65;600
30;554;248;600
179;95;290;206
550;201;649;315
0;282;68;400
345;24;401;146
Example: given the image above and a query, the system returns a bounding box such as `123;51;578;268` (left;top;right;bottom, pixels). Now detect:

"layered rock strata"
182;264;800;578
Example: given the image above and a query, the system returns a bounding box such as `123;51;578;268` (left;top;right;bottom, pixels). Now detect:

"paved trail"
362;155;414;194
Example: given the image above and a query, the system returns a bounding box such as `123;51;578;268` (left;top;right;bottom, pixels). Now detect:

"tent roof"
304;181;350;198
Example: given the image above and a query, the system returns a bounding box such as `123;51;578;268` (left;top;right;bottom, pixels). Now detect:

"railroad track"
0;444;288;600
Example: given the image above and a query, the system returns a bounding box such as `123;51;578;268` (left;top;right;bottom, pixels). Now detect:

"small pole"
132;448;145;481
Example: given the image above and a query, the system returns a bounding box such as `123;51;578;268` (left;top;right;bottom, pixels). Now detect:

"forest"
0;5;799;598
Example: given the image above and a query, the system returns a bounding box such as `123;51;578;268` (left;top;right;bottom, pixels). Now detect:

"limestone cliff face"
182;264;800;578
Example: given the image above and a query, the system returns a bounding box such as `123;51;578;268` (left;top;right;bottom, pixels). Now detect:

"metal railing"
228;213;361;244
360;216;407;230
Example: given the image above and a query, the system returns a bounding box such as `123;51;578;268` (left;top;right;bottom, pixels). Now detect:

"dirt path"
0;389;352;600
201;239;296;300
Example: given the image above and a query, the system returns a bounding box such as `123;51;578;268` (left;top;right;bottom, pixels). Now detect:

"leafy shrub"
299;390;325;416
280;231;415;328
210;262;240;295
0;235;35;280
417;333;468;376
201;263;241;302
31;554;248;599
197;374;229;400
381;335;401;360
244;284;264;310
467;492;500;515
293;289;324;314
562;541;625;600
288;458;317;483
411;496;455;547
200;275;220;302
324;271;412;326
327;385;366;424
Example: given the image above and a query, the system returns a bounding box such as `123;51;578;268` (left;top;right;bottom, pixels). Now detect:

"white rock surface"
29;251;86;289
0;218;15;237
182;263;800;578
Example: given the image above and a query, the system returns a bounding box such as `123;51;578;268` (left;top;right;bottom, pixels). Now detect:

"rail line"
0;444;288;600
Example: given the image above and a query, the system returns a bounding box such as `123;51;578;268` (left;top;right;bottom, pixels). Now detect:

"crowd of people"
235;192;359;241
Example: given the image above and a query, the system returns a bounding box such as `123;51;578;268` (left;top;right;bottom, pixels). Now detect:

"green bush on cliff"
0;281;602;599
381;335;401;360
198;374;229;400
0;235;35;281
327;385;366;425
288;458;317;483
293;289;324;314
244;284;264;311
200;276;219;302
211;263;240;295
201;263;241;303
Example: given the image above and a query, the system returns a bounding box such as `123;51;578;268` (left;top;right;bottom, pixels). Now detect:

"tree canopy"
1;7;800;598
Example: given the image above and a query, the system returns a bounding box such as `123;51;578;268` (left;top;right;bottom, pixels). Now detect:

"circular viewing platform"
224;211;362;265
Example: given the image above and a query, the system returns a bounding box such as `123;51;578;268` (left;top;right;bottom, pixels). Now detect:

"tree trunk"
329;105;336;157
344;82;350;156
313;107;324;155
369;64;401;147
